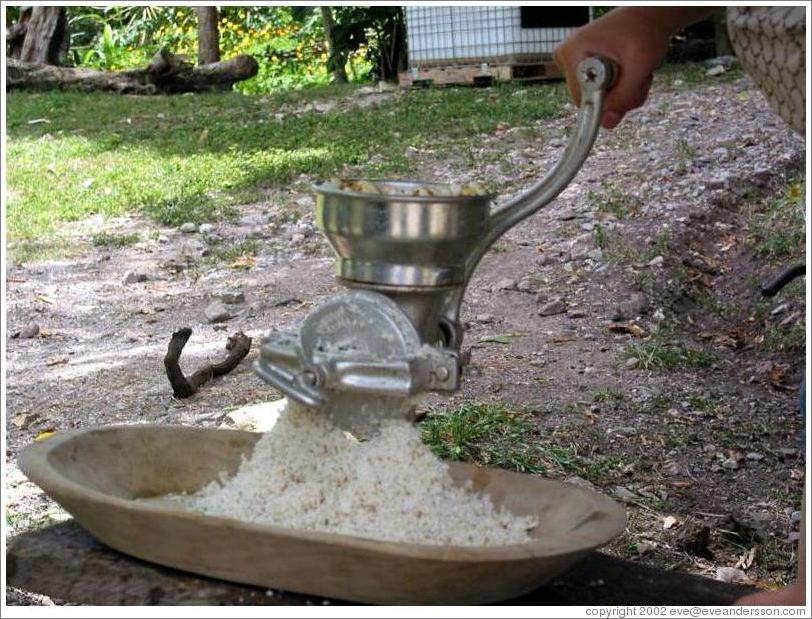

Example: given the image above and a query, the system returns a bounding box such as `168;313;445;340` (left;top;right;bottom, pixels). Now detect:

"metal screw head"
433;365;450;382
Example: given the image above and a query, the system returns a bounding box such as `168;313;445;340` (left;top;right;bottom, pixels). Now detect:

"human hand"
553;7;714;129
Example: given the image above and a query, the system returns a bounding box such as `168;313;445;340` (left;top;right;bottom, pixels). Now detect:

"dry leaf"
735;546;757;570
663;515;679;530
671;481;692;489
768;363;791;390
45;355;69;366
35;294;54;304
229;255;257;270
607;323;647;337
35;429;56;441
550;335;577;344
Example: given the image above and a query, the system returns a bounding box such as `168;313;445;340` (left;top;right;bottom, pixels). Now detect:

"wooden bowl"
19;425;625;604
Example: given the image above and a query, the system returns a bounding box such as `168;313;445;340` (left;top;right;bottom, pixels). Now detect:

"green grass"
7;83;566;244
420;402;577;475
589;184;642;219
91;231;140;248
686;396;719;414
748;179;805;259
206;239;261;264
625;340;716;371
593;387;624;403
764;323;805;352
592;223;610;249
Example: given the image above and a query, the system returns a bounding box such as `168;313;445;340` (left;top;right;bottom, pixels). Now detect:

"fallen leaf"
607;323;647;337
671;481;692;489
229;255;257;270
45;355;69;366
663;515;679;530
790;469;804;481
35;429;56;441
35;294;54;304
735;546;757;570
767;363;790;390
549;334;577;344
11;413;38;429
479;332;523;345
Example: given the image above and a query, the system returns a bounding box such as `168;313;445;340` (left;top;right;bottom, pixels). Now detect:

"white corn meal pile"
175;402;537;546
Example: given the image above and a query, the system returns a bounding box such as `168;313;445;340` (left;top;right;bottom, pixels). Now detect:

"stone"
636;542;655;556
179;222;197;234
539;298;566;317
219;291;245;305
205;301;231;323
157;234;170;244
791;511;801;523
780;447;798;460
18;322;40;339
567;309;588;319
564;475;598;492
614;486;638;502
495;278;516;291
706;65;726;77
295;195;315;209
615;426;637;437
239;213;265;227
580;221;595;232
706;173;730;190
745;452;764;461
587;248;604;262
722;458;739;470
715;567;748;584
516;277;534;293
198;223;215;235
703;443;717;454
612;293;649;321
548;137;564;148
474;313;495;324
122;271;148;285
770;303;789;316
290;233;306;244
705;55;738;70
647;255;664;268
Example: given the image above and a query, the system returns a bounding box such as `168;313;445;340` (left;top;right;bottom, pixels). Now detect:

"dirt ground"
5;71;807;600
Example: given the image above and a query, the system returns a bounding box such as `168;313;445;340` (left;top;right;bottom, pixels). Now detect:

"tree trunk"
195;6;221;65
18;6;69;65
320;6;348;83
713;9;733;56
6;50;259;95
6;6;32;59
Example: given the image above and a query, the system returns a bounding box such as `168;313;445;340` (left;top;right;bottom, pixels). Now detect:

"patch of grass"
91;231;140;248
686;396;719;414
581;456;625;484
748;179;805;259
420;402;577;474
675;138;697;174
625;340;716;371
655;61;744;88
206;239;260;264
592;223;610;249
589;184;642;219
593;387;624;403
764;323;805;352
7;83;566;241
9;237;83;265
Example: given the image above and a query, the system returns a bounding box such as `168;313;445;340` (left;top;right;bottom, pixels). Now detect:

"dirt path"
5;73;806;595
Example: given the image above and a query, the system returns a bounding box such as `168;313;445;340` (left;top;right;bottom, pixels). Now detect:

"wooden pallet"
399;60;561;87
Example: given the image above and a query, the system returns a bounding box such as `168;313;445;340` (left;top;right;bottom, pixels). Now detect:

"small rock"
715;567;748;584
213;323;228;331
706;173;730;190
780;447;798;460
516;277;534;293
157;234;170;244
17;322;40;339
703;443;717;454
615;426;637;437
722;458;739;470
636;542;655;556
239;213;265;227
564;475;598;492
122;271;148;285
625;357;638;368
647;255;664;268
672;79;684;87
612;293;649;321
580;221;595;232
295;195;315;209
705;55;738;70
290;232;306;244
179;222;198;234
771;303;789;316
11;413;39;429
567;309;587;319
652;308;666;322
219;291;246;305
706;65;726;77
548;137;564;148
614;486;638;502
495;278;516;291
474;313;495;324
746;452;764;461
539;298;566;317
587;248;603;262
198;223;215;235
205;301;232;323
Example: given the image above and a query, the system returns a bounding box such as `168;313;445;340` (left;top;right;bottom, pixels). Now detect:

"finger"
601;110;624;129
553;46;582;107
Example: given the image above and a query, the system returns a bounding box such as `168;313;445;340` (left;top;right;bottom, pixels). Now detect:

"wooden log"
6;51;258;94
6;520;755;606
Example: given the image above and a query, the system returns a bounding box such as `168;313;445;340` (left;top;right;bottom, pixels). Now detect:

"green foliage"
421;402;577;474
91;231;140;248
748;179;805;259
624;340;716;371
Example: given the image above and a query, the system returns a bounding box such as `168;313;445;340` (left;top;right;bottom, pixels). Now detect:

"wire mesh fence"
405;6;590;69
